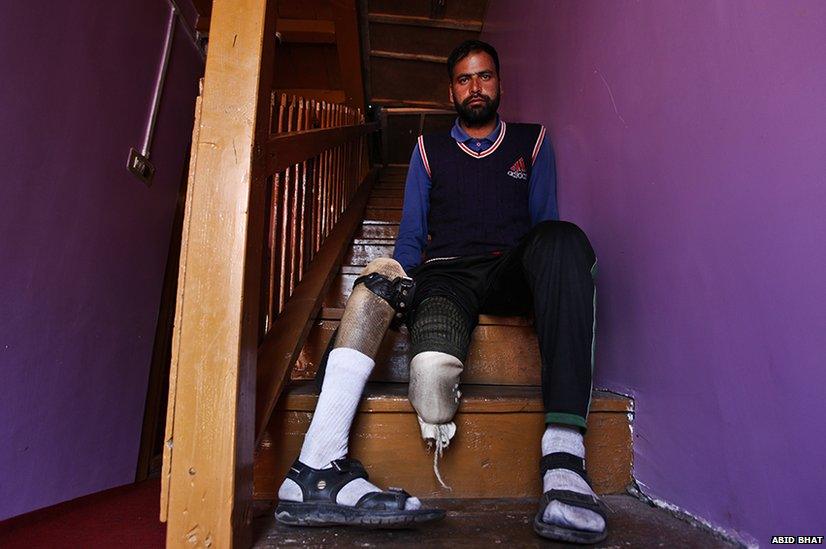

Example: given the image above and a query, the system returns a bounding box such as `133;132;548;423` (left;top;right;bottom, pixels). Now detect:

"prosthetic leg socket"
408;351;464;489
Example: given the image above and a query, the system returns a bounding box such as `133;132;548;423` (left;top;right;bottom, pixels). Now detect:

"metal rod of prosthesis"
142;5;177;159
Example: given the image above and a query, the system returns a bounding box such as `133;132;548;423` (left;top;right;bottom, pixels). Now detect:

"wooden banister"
267;122;379;174
161;0;277;547
163;0;375;544
255;169;376;441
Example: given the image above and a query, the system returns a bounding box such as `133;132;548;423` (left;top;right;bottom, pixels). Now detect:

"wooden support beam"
161;0;276;547
331;0;367;112
255;169;377;440
370;49;448;64
368;12;483;32
266;122;378;174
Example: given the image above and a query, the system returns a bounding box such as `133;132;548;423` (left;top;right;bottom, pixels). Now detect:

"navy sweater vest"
419;122;544;260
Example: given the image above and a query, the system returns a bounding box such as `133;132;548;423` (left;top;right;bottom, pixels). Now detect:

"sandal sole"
275;501;446;529
533;513;607;544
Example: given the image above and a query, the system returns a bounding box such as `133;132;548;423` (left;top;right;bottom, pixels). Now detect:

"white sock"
278;347;420;510
299;347;373;468
541;425;605;532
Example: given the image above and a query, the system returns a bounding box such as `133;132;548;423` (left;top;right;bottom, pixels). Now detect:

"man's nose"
470;76;482;92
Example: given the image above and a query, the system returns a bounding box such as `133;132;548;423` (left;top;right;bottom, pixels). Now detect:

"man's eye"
481;74;490;80
459;77;468;84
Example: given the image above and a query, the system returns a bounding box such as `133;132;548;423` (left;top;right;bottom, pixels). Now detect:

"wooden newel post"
161;0;277;546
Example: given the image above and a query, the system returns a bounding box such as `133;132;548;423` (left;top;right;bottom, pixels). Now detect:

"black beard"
454;92;500;127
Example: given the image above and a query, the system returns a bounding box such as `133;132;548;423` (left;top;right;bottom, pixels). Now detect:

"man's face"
449;51;501;127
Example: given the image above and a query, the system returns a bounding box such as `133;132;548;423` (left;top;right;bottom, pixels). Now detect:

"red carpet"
0;480;165;548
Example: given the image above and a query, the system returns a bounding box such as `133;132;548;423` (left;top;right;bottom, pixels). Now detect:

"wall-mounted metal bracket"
128;147;156;186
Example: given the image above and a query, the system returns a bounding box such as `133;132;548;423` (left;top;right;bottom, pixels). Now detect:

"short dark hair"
447;40;500;80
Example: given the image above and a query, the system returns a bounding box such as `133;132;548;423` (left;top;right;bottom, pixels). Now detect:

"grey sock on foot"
541;425;605;532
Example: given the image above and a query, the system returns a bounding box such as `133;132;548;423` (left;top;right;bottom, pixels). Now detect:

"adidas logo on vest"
508;156;528;180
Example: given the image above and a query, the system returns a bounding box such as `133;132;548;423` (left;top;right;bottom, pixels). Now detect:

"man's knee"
527;221;595;261
410;296;473;363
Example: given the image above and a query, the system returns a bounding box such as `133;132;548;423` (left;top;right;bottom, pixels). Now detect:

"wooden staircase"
249;168;740;547
253;165;634;501
168;2;740;545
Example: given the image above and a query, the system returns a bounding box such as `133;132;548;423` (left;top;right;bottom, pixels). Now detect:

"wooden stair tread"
279;381;632;414
253;496;737;548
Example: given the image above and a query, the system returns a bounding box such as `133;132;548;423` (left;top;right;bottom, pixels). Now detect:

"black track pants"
408;220;598;431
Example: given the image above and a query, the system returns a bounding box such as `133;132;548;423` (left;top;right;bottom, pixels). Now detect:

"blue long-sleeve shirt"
393;118;558;273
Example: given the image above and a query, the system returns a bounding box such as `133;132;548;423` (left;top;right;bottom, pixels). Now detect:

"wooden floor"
252;495;738;548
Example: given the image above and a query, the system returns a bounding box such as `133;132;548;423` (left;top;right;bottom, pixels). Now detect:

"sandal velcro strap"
540;489;607;519
286;459;369;503
355;487;412;511
540;452;589;484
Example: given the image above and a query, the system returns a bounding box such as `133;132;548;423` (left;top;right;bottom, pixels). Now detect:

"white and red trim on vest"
455;121;508;159
417;134;432;178
419;121;545;175
531;125;546;164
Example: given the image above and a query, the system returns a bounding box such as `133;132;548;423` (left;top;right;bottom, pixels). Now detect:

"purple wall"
484;0;826;543
0;1;203;519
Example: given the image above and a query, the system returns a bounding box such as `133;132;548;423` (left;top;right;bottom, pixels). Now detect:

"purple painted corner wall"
0;1;203;519
483;0;826;543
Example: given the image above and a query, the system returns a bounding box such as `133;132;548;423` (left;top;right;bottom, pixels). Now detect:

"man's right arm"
392;144;431;273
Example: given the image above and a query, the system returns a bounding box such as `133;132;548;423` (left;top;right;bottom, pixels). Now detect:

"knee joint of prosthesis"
352;270;415;326
317;259;410;389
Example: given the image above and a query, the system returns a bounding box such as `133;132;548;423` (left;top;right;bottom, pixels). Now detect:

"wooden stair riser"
371;23;478;59
344;242;396;265
356;222;399;239
255;403;632;500
364;209;403;224
370;57;449;106
367;196;403;208
292;319;541;385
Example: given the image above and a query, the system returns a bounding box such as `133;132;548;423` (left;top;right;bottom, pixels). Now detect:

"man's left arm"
528;133;559;223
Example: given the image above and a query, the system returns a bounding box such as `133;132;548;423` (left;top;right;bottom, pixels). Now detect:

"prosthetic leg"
275;258;444;527
315;258;415;388
408;296;472;488
337;257;415;356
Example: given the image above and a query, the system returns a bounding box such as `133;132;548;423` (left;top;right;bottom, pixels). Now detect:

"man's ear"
448;85;454;103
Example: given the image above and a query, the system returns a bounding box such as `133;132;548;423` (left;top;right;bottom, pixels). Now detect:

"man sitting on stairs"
275;40;606;544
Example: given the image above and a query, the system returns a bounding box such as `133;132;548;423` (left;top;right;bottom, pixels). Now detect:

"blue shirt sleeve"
392;144;431;273
528;133;559;224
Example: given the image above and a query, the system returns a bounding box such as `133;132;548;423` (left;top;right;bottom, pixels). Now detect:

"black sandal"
275;458;446;528
533;452;608;544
